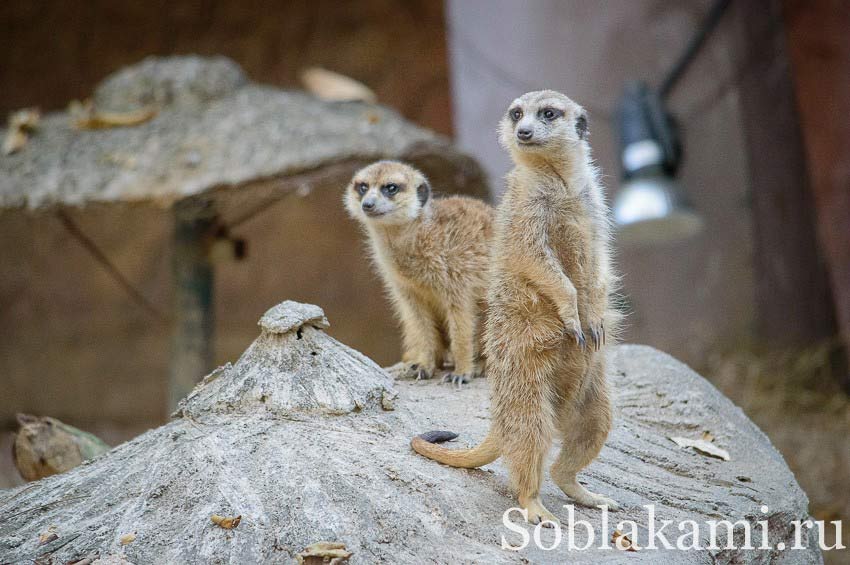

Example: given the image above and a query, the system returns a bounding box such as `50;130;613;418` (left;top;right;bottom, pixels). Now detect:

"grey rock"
93;55;247;112
0;302;821;564
258;301;329;334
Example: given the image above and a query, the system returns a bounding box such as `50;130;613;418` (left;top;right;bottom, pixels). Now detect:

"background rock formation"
0;55;489;432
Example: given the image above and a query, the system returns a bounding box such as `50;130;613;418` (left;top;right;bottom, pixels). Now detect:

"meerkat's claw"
589;328;600;350
575;330;587;351
442;372;471;386
589;323;604;351
563;323;586;350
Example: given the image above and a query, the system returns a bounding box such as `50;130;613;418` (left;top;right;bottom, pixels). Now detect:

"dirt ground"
703;343;850;563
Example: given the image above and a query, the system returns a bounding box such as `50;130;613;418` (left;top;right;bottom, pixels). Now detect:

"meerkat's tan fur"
411;91;621;524
345;161;494;384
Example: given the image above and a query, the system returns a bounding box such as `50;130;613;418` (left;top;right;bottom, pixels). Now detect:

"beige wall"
0;0;452;136
0;174;411;428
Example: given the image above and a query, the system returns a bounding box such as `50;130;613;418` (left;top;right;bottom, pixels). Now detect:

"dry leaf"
70;99;156;130
612;529;638;551
3;108;40;155
3;129;29;155
300;68;376;103
38;531;58;545
38;525;58;544
295;541;352;565
10;108;40;130
211;514;241;529
119;533;136;545
670;436;730;461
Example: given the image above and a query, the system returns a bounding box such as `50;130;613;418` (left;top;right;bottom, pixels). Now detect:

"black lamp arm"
658;0;733;99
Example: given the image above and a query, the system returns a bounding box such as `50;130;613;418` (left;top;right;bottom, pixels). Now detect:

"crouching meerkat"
345;161;494;384
411;91;622;524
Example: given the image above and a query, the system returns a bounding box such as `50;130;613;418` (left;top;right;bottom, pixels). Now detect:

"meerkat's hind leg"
550;360;619;510
496;358;558;524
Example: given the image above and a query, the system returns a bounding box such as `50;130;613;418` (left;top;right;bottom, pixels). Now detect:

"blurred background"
1;0;848;553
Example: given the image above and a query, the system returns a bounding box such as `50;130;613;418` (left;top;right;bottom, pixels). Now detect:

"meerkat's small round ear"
417;181;431;206
575;112;588;140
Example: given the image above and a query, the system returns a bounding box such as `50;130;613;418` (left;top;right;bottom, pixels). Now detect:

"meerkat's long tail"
410;429;500;468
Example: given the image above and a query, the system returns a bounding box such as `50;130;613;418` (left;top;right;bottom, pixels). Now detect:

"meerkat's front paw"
561;318;586;351
442;372;471;387
410;363;434;380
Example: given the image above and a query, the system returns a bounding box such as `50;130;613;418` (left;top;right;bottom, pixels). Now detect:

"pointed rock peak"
176;301;392;419
259;301;329;335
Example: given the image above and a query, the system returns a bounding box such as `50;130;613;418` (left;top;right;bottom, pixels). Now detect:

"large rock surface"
0;302;820;564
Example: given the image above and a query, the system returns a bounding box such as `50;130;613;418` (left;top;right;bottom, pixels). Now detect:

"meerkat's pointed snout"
361;196;378;214
516;127;533;142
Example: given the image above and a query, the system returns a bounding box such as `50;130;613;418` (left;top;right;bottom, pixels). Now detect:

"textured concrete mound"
0;302;820;564
0;55;487;210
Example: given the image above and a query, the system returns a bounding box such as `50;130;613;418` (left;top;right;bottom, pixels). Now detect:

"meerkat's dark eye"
543;108;556;120
355;182;368;195
510;108;522;121
383;183;399;196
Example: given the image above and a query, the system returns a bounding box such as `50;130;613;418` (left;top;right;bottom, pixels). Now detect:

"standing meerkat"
345;161;494;385
411;91;622;524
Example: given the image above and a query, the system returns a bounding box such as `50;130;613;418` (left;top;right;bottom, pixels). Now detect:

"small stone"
381;390;398;411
